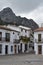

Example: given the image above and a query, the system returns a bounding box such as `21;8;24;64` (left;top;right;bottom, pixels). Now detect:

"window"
21;28;23;31
0;32;2;41
0;45;2;53
38;34;41;41
11;46;13;52
5;33;10;42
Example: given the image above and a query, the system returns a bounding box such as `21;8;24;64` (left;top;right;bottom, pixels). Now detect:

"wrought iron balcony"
35;39;43;43
0;37;10;43
13;39;20;43
19;36;30;43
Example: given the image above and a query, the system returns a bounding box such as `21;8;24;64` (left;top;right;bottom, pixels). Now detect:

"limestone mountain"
0;7;39;30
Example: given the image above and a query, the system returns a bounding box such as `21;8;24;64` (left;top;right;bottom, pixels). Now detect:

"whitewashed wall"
20;29;31;37
0;43;14;55
34;31;43;41
34;31;43;55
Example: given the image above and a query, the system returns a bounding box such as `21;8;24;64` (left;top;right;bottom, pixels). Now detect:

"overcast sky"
0;0;43;26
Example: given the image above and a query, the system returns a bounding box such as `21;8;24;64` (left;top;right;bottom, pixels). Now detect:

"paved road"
0;54;43;65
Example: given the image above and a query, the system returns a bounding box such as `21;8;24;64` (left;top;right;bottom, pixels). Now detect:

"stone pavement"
0;54;43;65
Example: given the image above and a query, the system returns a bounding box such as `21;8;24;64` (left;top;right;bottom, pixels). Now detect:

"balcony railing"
13;39;20;43
19;36;30;43
0;37;10;43
35;39;43;43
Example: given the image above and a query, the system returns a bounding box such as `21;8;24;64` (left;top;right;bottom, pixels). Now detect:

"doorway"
38;45;42;54
0;32;2;41
5;45;8;54
25;44;27;52
14;45;16;54
20;43;22;52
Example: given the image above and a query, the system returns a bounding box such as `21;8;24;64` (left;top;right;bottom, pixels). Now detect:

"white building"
19;25;32;53
34;27;43;55
0;25;20;55
0;25;32;55
7;25;21;54
7;25;32;53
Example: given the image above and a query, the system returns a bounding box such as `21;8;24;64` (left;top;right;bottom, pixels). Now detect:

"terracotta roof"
34;27;43;32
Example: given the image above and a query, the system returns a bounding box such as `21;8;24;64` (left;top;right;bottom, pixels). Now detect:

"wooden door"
0;32;2;41
14;45;16;54
5;45;8;54
38;45;42;54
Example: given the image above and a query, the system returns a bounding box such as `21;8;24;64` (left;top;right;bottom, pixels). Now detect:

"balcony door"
5;45;8;54
0;32;2;41
38;34;41;42
14;45;16;54
25;44;27;52
38;45;42;54
20;43;22;52
5;33;10;42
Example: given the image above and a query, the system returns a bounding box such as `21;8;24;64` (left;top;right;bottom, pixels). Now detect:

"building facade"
0;26;14;55
0;25;20;55
0;25;32;55
34;27;43;55
19;26;32;53
7;25;21;54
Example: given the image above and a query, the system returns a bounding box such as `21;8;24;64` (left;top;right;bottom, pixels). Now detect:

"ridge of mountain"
0;7;39;30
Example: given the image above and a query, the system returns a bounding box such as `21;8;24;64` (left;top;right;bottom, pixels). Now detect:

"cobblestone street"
0;54;43;65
